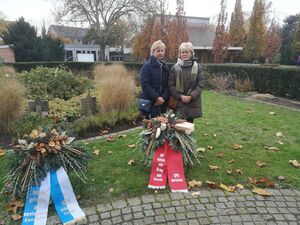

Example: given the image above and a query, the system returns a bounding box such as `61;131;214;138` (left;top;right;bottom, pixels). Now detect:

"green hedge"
203;64;300;100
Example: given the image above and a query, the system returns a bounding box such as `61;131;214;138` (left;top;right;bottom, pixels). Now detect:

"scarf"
175;58;198;93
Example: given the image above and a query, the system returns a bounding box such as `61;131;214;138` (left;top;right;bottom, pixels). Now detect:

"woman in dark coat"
168;42;204;123
139;40;169;118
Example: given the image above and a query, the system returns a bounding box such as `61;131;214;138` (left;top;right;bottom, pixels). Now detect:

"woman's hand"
180;95;192;104
154;97;165;106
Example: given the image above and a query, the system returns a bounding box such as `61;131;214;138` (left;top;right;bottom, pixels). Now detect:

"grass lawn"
0;90;299;222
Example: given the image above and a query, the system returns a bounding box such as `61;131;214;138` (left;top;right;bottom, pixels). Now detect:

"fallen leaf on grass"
252;187;272;196
128;144;136;148
206;181;218;189
236;184;244;189
235;169;243;174
118;134;127;138
212;133;217;137
233;144;243;150
106;136;115;142
228;159;235;164
188;180;202;189
108;188;114;193
128;159;135;165
276;140;284;145
247;108;253;114
248;177;275;188
207;145;213;150
0;148;5;157
209;165;220;171
277;176;285;181
196;147;206;153
190;191;201;196
93;149;100;155
219;183;236;192
275;132;283;137
289;160;300;168
216;152;224;158
226;169;233;175
256;161;266;167
265;146;279;151
108;151;113;154
12;214;22;221
268;111;276;115
203;133;209;137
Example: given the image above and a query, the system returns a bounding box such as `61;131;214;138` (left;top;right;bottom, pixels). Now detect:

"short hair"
178;42;195;57
150;40;166;55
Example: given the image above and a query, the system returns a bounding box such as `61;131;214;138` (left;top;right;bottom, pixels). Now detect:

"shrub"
19;66;92;100
207;73;236;92
94;64;135;113
0;78;25;134
234;77;253;92
11;112;53;138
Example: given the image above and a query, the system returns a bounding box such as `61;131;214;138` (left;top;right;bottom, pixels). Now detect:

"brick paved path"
47;189;300;225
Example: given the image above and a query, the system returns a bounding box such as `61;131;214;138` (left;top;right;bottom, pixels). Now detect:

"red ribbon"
148;140;188;192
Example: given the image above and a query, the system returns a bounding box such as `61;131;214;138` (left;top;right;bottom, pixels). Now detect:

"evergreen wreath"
139;111;200;167
1;129;88;200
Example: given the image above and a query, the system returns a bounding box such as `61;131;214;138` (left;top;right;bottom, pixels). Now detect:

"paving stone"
177;221;189;225
185;204;196;211
217;197;228;202
141;194;155;203
162;201;172;207
211;189;226;196
100;212;111;219
286;201;297;207
110;209;121;217
265;201;277;207
284;213;297;221
88;215;99;223
199;190;212;197
154;208;166;215
189;198;200;204
171;200;181;206
83;207;96;216
133;212;143;219
143;217;155;225
112;200;127;209
230;215;242;223
165;207;176;213
155;215;166;223
195;210;207;217
112;216;123;224
273;214;286;221
195;204;205;210
155;193;170;201
186;211;197;219
205;203;215;210
170;192;185;200
219;215;231;223
199;197;209;203
215;202;226;208
245;196;256;201
142;203;152;210
241;214;252;222
175;206;186;213
176;212;187;220
127;197;141;206
280;189;296;196
267;207;279;214
209;216;220;224
256;207;268;214
206;209;218;216
123;214;133;221
122;207;132;215
132;219;143;225
144;209;155;217
165;214;176;221
131;205;142;212
89;222;100;225
97;203;112;212
187;219;200;225
277;207;290;214
100;219;112;225
153;202;162;208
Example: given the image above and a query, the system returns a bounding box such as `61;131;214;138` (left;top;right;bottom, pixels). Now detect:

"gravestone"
81;93;97;116
28;97;49;114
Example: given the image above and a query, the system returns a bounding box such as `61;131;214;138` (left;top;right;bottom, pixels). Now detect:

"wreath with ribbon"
139;111;200;167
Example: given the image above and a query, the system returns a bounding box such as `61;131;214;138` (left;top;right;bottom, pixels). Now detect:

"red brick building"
0;45;15;63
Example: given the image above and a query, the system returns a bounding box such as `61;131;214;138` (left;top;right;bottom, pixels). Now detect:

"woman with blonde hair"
168;42;204;123
139;40;169;118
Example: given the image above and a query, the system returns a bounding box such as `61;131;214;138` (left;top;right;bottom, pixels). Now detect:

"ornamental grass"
0;78;25;134
94;64;135;113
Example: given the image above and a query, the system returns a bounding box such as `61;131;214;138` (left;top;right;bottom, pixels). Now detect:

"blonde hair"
178;42;195;57
150;40;166;55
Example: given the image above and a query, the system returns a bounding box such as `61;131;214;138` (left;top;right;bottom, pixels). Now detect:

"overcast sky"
0;0;299;29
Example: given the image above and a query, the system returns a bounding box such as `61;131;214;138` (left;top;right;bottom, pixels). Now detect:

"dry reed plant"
94;64;135;113
234;78;253;92
0;78;25;134
208;73;235;92
0;65;16;74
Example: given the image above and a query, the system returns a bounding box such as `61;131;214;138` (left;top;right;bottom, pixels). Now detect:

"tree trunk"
99;43;106;61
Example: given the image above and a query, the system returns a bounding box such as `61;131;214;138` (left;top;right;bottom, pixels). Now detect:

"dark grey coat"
168;62;204;119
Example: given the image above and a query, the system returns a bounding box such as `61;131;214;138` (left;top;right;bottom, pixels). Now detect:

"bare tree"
53;0;157;61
